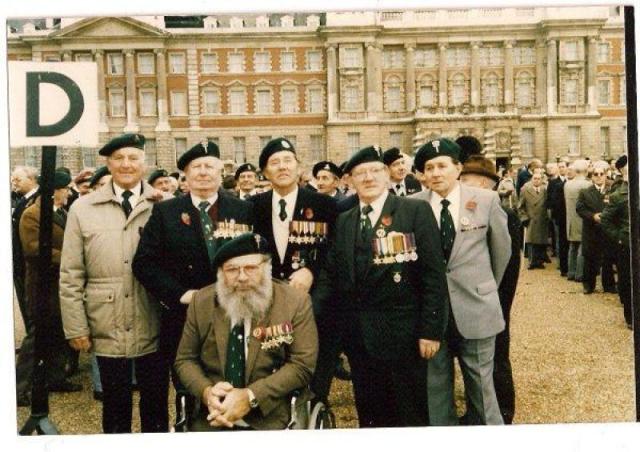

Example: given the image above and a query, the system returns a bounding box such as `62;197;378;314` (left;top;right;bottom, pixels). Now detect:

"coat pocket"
476;279;498;296
83;288;116;340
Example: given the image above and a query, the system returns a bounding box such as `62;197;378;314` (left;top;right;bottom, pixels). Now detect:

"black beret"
235;163;258;180
89;166;110;188
414;138;461;173
98;133;145;157
259;137;295;170
382;147;403;166
343;146;383;174
211;232;270;272
169;171;180;179
38;170;72;189
312;161;342;179
148;168;169;185
177;141;220;171
455;136;483;164
615;155;628;170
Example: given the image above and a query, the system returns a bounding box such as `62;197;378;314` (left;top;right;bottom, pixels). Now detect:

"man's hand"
69;336;92;353
593;213;602;224
419;339;441;360
207;388;251;428
288;267;314;293
203;381;233;422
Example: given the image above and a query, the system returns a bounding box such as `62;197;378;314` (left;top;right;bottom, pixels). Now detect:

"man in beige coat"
518;170;549;269
175;233;318;430
60;133;164;433
564;160;591;281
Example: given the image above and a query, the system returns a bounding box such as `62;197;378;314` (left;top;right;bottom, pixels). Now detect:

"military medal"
393;272;402;283
253;327;265;340
376;228;386;238
372;239;382;265
408;233;418;261
291;251;301;270
393;234;405;263
460;216;470;227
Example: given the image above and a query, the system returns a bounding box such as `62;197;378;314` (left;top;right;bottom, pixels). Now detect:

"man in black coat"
383;147;422;196
133;141;254;428
315;146;448;427
546;158;569;276
575;162;617;294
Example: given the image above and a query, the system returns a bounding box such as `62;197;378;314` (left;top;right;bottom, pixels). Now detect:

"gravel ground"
14;256;635;433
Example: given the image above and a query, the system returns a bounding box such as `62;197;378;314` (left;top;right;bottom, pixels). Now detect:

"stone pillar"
438;43;448;112
61;51;72;62
123;49;139;132
155;49;170;132
546;39;557;114
470;41;481;106
504;40;515;111
405;43;416;112
366;43;381;115
587;37;598;113
93;50;109;133
326;44;338;120
535;39;547;111
187;48;200;129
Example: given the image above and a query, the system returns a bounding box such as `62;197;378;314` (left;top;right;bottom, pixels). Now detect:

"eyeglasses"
222;258;268;278
351;166;386;180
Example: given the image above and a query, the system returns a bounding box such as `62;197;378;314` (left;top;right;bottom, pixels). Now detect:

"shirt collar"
431;182;461;205
112;181;142;199
272;186;298;206
24;187;39;199
360;190;388;213
191;192;219;209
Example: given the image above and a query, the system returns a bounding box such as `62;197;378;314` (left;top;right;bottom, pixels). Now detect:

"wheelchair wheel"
308;401;336;429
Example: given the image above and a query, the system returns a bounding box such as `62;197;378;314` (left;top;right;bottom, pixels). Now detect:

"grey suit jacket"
564;176;592;242
411;184;511;339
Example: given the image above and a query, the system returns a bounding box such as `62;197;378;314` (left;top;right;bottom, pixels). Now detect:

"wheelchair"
173;387;336;431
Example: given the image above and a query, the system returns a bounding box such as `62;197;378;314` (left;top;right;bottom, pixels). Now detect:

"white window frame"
597;42;610;63
169;52;186;74
259;136;272;149
514;46;535;65
306;50;322;71
600;127;610;156
564;41;579;61
280;51;296;72
170;90;188;116
515;73;534;107
307;86;324;113
107;53;124;75
229;88;247;115
228;52;244;73
568;126;581;155
280;86;298;114
419;85;435;107
446;47;470;67
414;48;437;68
139;88;157;116
521;128;535;156
137;53;155;75
175;137;187;156
383;47;405;69
233;137;246;163
201;53;218;73
202;88;220;115
74;53;93;62
255;87;273;114
254;51;271;73
386;85;402;112
451;74;467;106
598;79;611;105
347;132;360;156
145;138;157;167
389;131;403;149
563;78;578;105
310;134;324;161
108;88;125;117
344;85;360;111
342;47;362;68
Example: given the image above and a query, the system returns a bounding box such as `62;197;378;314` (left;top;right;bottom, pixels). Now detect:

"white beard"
216;262;273;326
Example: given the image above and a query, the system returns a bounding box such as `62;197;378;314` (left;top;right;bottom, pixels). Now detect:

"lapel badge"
376;228;386;238
460;216;470;227
393;272;402;283
304;208;314;220
181;212;191;226
253;326;265;341
465;200;477;211
433;140;440;153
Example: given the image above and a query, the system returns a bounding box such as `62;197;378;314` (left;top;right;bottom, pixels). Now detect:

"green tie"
360;205;373;242
224;323;245;388
440;199;456;262
198;201;217;264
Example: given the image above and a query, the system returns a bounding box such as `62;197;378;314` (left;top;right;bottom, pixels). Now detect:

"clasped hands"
203;381;251;428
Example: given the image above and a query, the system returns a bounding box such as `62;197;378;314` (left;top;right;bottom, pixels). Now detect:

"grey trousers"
427;336;504;426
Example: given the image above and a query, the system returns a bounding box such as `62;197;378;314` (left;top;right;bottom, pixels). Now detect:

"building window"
138;53;154;75
386;86;402;111
259;136;272;149
390;132;402;149
170;91;187;116
254;51;271;73
414;48;437;67
451;74;467;106
310;135;324;161
600;127;610;157
280;51;295;72
281;87;298;113
108;89;125;117
479;45;504;66
175;138;187;156
201;53;218;73
284;136;297;148
228;52;244;73
255;88;273;114
521;128;534;157
233;137;246;163
564;41;579;61
306;50;322;71
81;147;97;168
169;53;186;74
145;139;157;167
446;47;470;67
23;147;39;168
514;46;535;65
482;73;500;105
563;79;578;105
419;86;435;107
598;80;611;105
344;85;360;111
347;132;360;156
597;42;610;63
515;73;534;107
620;77;626;105
342;47;362;68
383;47;405;69
202;88;220;114
75;53;93;62
307;86;323;113
568;126;581;155
107;53;124;75
139;88;157;116
229;88;247;114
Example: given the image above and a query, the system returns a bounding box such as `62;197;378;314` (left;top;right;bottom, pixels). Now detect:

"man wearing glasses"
175;233;318;430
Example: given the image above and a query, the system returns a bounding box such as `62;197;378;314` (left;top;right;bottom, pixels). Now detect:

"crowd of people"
10;132;631;432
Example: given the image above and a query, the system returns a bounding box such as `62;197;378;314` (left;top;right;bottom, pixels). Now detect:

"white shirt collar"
272;186;298;219
24;187;39;199
359;191;388;227
191;192;219;210
113;181;142;201
429;182;462;231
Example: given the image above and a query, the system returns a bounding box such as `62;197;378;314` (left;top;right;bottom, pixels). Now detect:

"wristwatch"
247;388;259;409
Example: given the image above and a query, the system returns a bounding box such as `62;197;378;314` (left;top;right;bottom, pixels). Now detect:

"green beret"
343;146;383;174
312;161;342;179
89;166;110;188
382;147;403;166
177;141;220;171
235;163;258;180
414;138;461;173
38;170;72;189
148;168;169;185
259;137;295;170
211;233;270;275
98;133;145;156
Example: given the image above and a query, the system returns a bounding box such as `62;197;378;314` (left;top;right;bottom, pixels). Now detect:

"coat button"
124;260;129;264
125;294;129;298
188;265;193;270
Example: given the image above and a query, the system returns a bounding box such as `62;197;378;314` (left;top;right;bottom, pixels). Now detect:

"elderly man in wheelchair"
174;233;331;431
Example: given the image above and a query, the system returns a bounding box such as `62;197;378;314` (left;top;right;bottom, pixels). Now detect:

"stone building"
7;6;628;174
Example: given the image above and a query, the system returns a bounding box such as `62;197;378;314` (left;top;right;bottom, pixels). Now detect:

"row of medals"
212;221;252;239
288;221;328;245
372;231;419;265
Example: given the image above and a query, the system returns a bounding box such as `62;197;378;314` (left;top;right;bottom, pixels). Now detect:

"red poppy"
381;215;392;227
181;212;191;226
304;208;314;220
465;201;477;211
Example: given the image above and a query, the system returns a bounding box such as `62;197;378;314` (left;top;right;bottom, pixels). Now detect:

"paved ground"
14;255;635;433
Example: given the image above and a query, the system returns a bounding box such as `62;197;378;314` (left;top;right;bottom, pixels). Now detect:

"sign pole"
19;146;59;435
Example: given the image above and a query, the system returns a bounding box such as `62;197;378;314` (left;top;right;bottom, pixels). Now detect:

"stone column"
366;43;380;115
438;43;448;112
93;50;109;133
123;50;139;132
154;49;170;132
535;39;547;111
405;43;416;112
546;39;557;114
587;37;598;113
61;51;72;62
187;48;200;129
504;40;515;111
470;41;481;106
326;44;338;120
